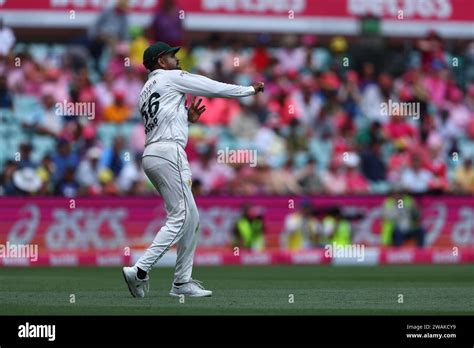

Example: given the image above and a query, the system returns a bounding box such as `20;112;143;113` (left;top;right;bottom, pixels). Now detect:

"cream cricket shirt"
139;69;255;151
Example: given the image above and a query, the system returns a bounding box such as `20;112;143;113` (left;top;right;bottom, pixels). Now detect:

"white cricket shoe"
122;266;149;298
169;279;212;297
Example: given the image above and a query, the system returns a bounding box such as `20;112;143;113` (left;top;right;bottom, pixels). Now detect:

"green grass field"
0;265;472;315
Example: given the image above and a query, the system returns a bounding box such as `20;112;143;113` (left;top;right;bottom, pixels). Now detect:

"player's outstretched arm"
168;70;264;98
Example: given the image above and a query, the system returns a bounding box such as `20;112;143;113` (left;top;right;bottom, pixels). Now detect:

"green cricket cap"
143;41;180;68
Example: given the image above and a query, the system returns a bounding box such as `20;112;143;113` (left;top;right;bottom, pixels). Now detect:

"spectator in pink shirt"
346;166;369;194
321;160;347;195
275;34;306;73
333;122;356;162
114;66;144;111
229;165;260;196
22;60;42;96
189;143;235;195
398;68;429;102
445;87;470;136
383;114;417;145
268;88;298;125
42;68;70;103
338;152;369;194
130;123;146;154
75;70;97;105
107;42;129;77
422;63;450;109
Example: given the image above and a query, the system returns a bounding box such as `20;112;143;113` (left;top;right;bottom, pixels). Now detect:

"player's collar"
149;69;163;78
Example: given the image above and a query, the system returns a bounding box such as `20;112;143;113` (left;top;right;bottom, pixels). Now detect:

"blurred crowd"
0;0;474;196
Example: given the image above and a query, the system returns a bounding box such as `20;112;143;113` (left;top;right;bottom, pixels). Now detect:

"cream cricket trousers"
135;141;199;284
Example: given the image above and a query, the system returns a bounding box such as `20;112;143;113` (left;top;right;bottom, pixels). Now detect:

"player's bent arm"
168;70;256;98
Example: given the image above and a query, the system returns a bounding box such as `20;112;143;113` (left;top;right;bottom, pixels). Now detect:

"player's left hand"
187;96;206;123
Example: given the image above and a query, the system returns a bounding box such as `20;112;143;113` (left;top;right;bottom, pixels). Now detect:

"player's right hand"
187;96;206;123
252;82;265;94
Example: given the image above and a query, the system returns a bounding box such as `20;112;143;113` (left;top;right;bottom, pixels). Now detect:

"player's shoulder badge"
180;70;189;77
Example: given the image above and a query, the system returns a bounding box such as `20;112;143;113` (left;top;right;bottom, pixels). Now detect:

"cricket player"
122;42;264;298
